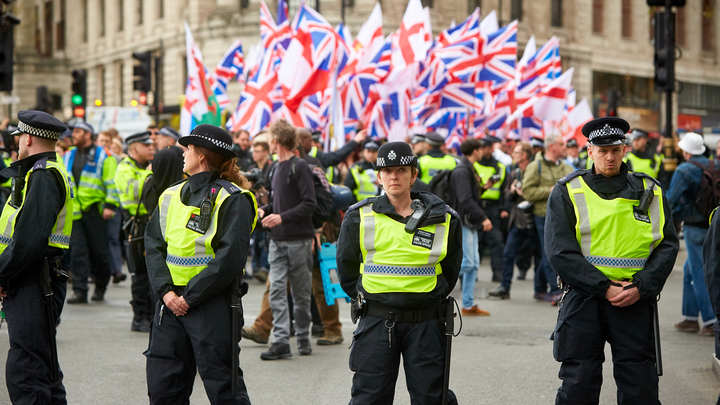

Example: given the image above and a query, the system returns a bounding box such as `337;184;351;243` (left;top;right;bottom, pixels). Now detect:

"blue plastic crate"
318;242;351;306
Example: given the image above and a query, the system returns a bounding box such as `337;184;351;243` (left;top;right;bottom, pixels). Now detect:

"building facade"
7;0;720;134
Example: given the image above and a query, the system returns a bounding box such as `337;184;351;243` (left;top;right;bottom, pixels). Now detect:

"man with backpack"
667;132;717;336
450;138;492;316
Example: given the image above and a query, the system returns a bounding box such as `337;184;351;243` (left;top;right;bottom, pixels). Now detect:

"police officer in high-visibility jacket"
624;128;664;179
114;131;156;332
417;132;457;184
545;117;679;405
145;124;256;404
0;110;74;404
344;141;379;203
338;141;462;404
64;121;119;304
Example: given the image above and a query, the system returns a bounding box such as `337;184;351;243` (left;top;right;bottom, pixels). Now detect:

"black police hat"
410;134;426;145
179;124;235;159
125;131;154;145
582;117;629;146
629;128;648;141
12;110;67;140
376;141;417;168
69;120;95;135
311;130;322;142
566;139;578;148
425;132;445;146
158;126;180;140
363;141;379;151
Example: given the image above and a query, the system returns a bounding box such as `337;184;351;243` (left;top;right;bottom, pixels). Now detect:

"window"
83;0;88;43
116;61;124;105
676;7;685;47
99;0;105;37
592;0;603;34
136;0;143;26
118;0;124;31
157;0;163;19
551;0;562;27
511;0;522;21
468;0;481;14
621;0;631;38
97;65;105;103
44;1;53;55
702;0;714;52
57;0;66;50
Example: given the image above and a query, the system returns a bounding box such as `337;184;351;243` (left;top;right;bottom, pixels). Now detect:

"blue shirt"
667;155;716;226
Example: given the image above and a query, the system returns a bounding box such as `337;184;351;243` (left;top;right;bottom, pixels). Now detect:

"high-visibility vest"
350;165;378;201
418;154;457;184
625;152;663;178
309;146;318;158
0;158;73;253
473;161;506;200
63;145;119;214
115;157;152;216
358;203;451;294
0;157;12;188
566;175;665;281
157;180;257;286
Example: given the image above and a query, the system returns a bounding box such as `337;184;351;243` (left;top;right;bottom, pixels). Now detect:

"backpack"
688;160;720;220
428;169;455;206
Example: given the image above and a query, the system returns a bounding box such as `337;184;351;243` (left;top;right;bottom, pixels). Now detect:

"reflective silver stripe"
568;177;582;189
571;188;592;256
53;207;67;239
166;254;213;267
0;235;11;244
648;185;662;253
363;263;436;276
427;218;447;265
360;206;375;264
586;255;646;269
3;209;19;240
49;233;71;246
158;184;183;239
78;181;103;191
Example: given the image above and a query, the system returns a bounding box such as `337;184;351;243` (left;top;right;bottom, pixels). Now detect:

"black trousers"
144;293;250;405
126;238;152;321
4;274;67;405
349;315;457;405
552;289;659;405
478;206;505;279
70;205;111;294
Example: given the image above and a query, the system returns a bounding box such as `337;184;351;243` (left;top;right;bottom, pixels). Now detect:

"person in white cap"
667;132;717;336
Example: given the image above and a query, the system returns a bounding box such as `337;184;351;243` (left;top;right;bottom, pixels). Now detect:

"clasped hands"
605;281;640;307
162;291;189;316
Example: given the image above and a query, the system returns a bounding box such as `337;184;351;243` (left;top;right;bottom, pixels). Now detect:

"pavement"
0;246;718;404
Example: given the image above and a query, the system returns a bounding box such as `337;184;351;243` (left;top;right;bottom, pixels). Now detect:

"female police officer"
337;141;462;404
144;124;257;404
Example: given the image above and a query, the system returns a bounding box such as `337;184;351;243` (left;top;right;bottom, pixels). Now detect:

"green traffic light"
71;94;83;105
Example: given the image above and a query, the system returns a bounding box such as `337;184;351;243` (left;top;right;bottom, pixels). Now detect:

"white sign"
0;96;20;105
86;106;153;138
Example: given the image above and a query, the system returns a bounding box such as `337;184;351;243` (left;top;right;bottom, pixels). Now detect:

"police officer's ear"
410;166;418;183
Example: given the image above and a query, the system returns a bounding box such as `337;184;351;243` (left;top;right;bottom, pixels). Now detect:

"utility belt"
353;298;443;323
40;256;68;300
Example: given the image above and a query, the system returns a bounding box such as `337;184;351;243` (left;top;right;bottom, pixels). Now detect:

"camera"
489;174;501;183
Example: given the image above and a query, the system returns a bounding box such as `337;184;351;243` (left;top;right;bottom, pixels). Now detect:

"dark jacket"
449;157;487;228
145;171;255;307
315;140;360;169
545;164;679;299
703;208;720;317
505;164;533;230
337;192;462;310
667;155;716;228
0;152;68;290
263;156;316;241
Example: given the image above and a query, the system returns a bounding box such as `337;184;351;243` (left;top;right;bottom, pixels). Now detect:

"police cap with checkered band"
11;110;67;140
178;124;235;159
582;117;630;146
375;141;417;169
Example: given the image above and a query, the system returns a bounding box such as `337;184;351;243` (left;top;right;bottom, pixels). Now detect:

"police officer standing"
64;121;119;304
344;141;379;203
417;132;457;184
625;128;664;179
0;110;74;404
144;125;256;404
338;142;462;404
545;117;679;404
114;132;156;332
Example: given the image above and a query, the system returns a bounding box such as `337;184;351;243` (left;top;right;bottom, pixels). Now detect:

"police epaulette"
31;158;48;170
214;179;241;194
630;171;662;187
348;197;376;212
557;169;590;185
444;204;460;219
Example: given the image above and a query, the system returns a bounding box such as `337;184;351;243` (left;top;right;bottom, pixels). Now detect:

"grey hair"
545;131;564;146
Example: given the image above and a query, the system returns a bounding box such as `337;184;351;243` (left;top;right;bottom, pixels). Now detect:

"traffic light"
646;0;685;6
132;51;152;93
653;11;675;91
0;13;20;92
71;69;87;118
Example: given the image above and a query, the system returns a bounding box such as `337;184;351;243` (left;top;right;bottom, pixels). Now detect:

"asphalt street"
0;246;717;404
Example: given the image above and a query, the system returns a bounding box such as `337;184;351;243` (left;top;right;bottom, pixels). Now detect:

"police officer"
474;138;509;282
344;141;379;203
152;126;180;151
545;117;679;404
417;132;457;184
114;131;156;332
625;128;663;179
338;141;462;404
144;124;256;404
0;110;74;404
64;120;119;304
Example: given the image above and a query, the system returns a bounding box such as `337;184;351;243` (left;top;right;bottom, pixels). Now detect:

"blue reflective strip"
78;181;103;190
49;234;71;246
585;255;646;269
0;235;11;245
166;254;213;267
364;264;436;276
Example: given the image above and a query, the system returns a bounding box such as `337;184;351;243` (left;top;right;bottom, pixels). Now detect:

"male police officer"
345;141;379;203
114;132;156;332
545;117;679;404
417;132;457;184
65;121;119;303
0;110;74;404
338;141;462;404
625;128;663;179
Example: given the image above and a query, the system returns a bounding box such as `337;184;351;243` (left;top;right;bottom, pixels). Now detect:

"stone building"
6;0;720;133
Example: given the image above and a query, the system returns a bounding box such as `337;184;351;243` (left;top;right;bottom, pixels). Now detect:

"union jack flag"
477;21;517;87
518;36;561;97
209;41;244;109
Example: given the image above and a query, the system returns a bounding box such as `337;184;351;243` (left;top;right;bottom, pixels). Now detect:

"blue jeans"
682;225;717;326
251;228;269;272
460;225;480;309
106;213;123;275
535;215;560;294
501;225;539;290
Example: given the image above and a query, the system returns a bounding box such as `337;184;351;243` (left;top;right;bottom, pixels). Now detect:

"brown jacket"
522;152;574;217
